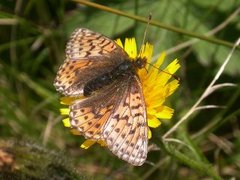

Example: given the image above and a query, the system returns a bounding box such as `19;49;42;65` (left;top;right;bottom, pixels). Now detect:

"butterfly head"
134;57;147;70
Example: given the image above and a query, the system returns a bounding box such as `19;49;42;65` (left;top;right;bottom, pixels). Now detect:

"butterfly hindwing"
69;74;148;166
103;76;148;166
69;80;126;140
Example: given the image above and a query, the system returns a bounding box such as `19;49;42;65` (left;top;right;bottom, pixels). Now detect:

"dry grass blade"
164;7;240;55
163;37;240;139
194;105;226;111
202;83;237;99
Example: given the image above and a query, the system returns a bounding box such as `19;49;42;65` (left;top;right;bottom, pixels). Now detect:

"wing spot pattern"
95;123;101;128
121;134;126;138
88;122;92;125
129;129;136;134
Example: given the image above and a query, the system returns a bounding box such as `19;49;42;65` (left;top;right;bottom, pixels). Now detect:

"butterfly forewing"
54;59;93;95
54;28;128;96
55;57;118;96
66;28;125;60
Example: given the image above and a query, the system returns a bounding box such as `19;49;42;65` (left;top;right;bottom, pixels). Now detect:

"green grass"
0;0;240;179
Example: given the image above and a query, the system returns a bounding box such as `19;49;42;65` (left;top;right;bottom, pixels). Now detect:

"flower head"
60;38;180;148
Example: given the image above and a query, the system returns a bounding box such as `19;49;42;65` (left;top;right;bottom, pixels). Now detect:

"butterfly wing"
69;80;122;140
103;76;148;166
69;75;148;166
54;28;128;96
66;28;126;60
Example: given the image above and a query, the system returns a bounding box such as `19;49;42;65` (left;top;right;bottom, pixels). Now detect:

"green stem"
73;0;239;50
157;139;221;179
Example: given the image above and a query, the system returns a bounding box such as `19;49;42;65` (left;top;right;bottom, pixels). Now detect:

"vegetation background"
0;0;240;179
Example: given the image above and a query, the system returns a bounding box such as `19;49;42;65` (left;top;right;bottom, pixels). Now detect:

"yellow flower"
60;38;180;148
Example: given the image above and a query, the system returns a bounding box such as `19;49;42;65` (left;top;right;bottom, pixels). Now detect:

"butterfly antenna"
146;62;180;81
140;14;152;53
144;66;149;74
140;14;179;81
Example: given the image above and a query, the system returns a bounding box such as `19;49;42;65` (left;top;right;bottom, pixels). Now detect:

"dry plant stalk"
163;37;240;139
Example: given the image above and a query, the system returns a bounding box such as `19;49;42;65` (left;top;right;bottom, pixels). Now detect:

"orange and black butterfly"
54;28;148;166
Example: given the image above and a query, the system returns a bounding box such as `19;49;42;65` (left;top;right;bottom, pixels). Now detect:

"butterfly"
54;28;148;166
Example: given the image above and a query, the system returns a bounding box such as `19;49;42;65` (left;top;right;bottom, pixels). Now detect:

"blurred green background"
0;0;240;179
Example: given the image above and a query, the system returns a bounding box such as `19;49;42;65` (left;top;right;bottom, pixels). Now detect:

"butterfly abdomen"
83;71;113;96
83;60;136;96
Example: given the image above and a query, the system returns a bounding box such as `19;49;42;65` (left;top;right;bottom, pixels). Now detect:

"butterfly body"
54;28;148;166
83;58;146;96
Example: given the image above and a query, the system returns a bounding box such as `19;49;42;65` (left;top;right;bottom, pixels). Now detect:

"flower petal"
60;108;70;115
115;38;123;48
148;128;152;139
70;128;81;135
80;139;107;149
60;96;84;105
80;139;96;149
148;115;161;128
98;140;107;147
154;52;166;68
165;59;180;74
124;38;137;58
155;106;174;119
165;80;180;97
62;118;71;127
